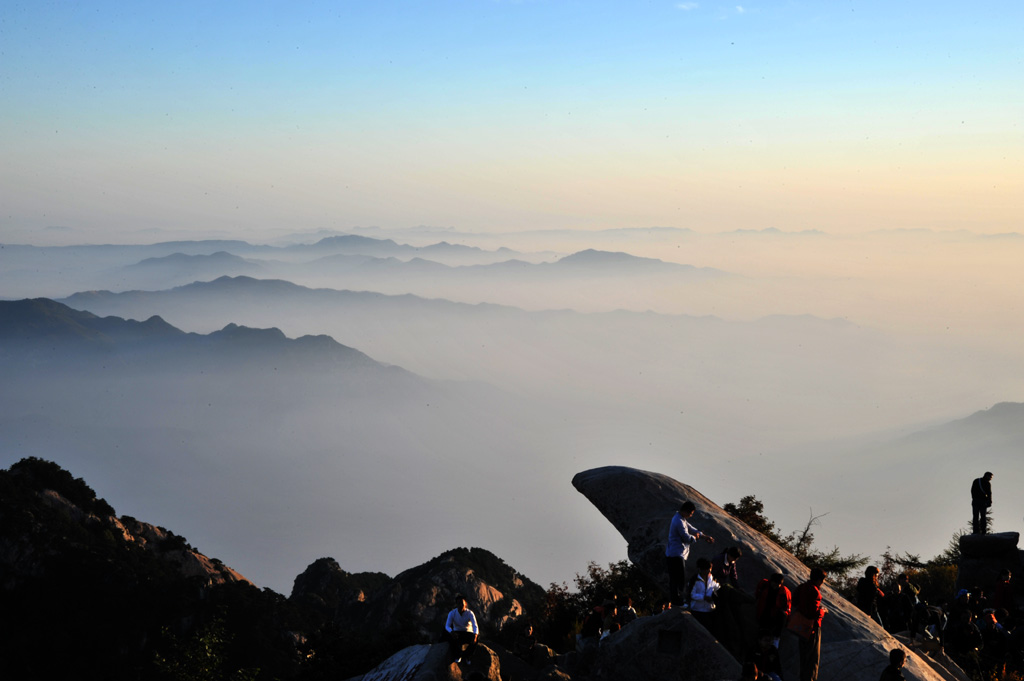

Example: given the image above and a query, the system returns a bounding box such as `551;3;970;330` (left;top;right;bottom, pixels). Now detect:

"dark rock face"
0;458;302;680
591;609;741;681
956;531;1022;597
571;465;953;681
292;547;547;642
349;642;502;681
3;458;249;587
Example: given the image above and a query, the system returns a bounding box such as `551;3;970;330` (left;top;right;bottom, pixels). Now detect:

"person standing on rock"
713;546;743;588
971;471;993;534
665;500;715;607
794;568;828;681
755;572;792;647
444;595;479;665
856;565;885;627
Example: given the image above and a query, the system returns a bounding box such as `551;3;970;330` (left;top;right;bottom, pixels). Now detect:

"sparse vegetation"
725;494;868;583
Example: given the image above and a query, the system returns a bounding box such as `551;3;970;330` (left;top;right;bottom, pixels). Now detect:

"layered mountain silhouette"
0;297;384;372
1;233;723;302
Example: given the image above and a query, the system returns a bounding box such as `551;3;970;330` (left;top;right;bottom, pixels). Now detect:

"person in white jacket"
689;557;719;633
444;595;479;664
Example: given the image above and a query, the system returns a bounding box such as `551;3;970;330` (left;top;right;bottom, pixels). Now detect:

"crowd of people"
657;492;1023;681
442;477;1017;681
854;566;1024;681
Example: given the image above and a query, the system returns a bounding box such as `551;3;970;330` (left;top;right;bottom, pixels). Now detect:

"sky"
2;0;1022;242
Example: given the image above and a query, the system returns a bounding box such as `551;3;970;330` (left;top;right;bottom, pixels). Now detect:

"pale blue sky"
2;1;1021;240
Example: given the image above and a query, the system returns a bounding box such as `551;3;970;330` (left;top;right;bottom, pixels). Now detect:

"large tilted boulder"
572;465;960;681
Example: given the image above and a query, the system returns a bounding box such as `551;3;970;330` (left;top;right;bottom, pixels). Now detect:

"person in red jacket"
794;568;828;681
755;572;792;647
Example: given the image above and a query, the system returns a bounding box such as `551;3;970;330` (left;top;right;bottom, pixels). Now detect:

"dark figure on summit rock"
971;471;993;534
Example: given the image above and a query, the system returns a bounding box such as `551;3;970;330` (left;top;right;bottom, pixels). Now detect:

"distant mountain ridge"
0;297;385;372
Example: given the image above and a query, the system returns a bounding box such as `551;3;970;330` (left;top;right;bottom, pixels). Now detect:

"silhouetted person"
617;596;638;626
896;573;919;605
879;648;907;681
665;500;715;606
884;582;914;634
993;569;1014;614
751;634;784;681
979;611;1009;679
971;471;993;534
945;609;983;679
513;622;537;661
577;602;604;671
857;565;885;627
794;568;828;681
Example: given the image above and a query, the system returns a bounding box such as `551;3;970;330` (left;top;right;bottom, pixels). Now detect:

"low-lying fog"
2;226;1022;592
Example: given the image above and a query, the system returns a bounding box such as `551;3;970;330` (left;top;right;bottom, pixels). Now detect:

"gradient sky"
2;1;1022;241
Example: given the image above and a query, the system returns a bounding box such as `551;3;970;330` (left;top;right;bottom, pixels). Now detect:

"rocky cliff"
292;547;546;640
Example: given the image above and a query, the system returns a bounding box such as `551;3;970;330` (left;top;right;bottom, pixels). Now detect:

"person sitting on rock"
600;621;621;643
878;648;907;681
689;557;720;631
444;595;480;665
513;621;537;661
617;596;638;626
750;634;783;681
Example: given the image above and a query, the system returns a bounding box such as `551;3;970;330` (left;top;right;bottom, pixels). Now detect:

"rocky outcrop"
347;642;502;681
591;609;740;681
572;465;954;681
292;547;546;641
956;531;1022;596
117;515;252;585
34;488;251;586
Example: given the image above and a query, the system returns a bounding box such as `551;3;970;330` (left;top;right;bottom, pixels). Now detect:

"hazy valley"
3;227;1024;593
